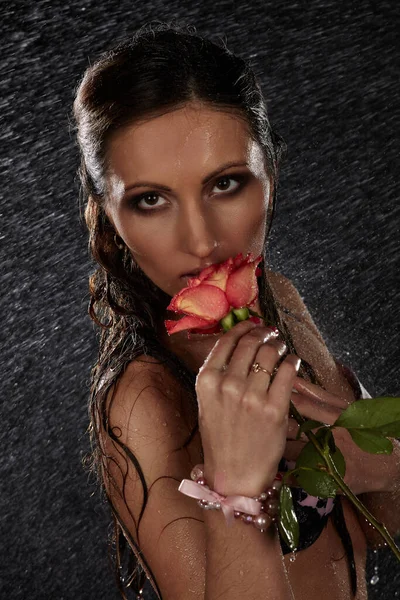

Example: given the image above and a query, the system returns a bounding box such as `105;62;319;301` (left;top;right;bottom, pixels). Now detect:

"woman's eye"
130;192;166;211
129;175;245;212
212;176;242;194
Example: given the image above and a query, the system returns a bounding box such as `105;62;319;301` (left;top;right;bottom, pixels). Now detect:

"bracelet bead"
272;479;283;492
266;497;280;515
190;466;282;531
254;514;272;531
242;514;254;524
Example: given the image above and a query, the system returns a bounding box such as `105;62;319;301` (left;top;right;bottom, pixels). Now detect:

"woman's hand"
196;319;301;497
284;378;399;495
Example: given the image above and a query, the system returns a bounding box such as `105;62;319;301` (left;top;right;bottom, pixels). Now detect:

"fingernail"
286;355;301;371
266;326;280;337
268;340;287;356
277;341;287;356
251;319;264;326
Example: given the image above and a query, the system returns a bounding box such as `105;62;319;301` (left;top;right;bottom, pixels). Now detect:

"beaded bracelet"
179;464;283;533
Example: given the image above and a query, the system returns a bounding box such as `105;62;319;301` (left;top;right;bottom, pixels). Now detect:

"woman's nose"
178;203;218;256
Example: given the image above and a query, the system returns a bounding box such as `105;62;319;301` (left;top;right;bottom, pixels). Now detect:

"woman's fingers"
202;319;282;378
290;390;342;425
267;354;302;413
202;320;260;371
245;339;287;393
225;328;282;379
292;376;349;409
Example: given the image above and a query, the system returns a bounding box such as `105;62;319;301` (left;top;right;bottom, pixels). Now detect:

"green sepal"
232;307;250;321
220;311;235;332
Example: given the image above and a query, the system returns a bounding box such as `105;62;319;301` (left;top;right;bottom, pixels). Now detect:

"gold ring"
251;362;272;376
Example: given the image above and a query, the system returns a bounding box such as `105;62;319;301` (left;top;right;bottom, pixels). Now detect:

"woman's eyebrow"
122;161;249;196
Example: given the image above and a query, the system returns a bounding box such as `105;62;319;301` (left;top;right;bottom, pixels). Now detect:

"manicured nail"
268;340;287;356
262;331;280;345
286;355;301;371
250;318;264;326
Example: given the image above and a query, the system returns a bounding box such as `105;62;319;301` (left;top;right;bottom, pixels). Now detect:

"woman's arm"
102;357;295;600
270;272;400;548
203;510;294;600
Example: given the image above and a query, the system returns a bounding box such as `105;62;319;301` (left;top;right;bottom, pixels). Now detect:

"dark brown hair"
72;20;353;599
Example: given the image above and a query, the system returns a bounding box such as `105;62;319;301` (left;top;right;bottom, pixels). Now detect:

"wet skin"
103;102;370;598
104;102;270;312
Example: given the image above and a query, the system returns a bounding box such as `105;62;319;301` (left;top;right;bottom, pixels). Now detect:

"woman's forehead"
106;105;264;186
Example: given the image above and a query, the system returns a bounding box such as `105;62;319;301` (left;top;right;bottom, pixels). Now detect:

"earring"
114;233;125;250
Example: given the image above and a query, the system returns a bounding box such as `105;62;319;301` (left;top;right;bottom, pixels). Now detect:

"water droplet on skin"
162;422;167;426
370;575;379;585
289;552;297;562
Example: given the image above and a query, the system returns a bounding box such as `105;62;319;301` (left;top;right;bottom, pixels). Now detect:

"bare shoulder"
105;354;200;480
101;354;206;599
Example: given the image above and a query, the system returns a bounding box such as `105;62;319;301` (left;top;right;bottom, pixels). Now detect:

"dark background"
1;1;399;598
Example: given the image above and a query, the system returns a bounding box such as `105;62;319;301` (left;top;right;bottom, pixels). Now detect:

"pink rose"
164;252;264;337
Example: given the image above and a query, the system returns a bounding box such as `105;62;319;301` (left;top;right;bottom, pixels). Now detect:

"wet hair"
72;20;355;599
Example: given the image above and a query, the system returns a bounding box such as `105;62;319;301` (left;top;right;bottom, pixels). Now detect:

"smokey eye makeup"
126;173;250;213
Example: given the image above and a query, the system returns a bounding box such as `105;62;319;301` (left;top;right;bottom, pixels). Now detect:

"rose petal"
167;284;230;320
199;260;233;292
165;314;217;335
225;256;262;307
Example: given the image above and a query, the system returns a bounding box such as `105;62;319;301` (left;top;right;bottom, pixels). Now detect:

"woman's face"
104;103;272;299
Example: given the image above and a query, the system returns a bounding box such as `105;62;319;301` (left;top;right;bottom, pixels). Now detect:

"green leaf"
294;466;337;498
373;421;400;438
314;427;333;452
329;444;346;477
278;484;299;551
348;428;393;454
294;440;345;497
334;397;400;431
296;420;325;440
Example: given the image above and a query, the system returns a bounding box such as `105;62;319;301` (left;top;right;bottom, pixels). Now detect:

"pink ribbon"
178;479;262;527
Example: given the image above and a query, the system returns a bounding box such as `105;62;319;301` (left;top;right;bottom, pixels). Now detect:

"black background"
1;1;399;598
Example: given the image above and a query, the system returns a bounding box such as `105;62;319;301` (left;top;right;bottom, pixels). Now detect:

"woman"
73;22;400;599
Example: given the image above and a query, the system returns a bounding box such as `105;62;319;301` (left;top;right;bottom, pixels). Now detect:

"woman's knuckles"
196;369;219;391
